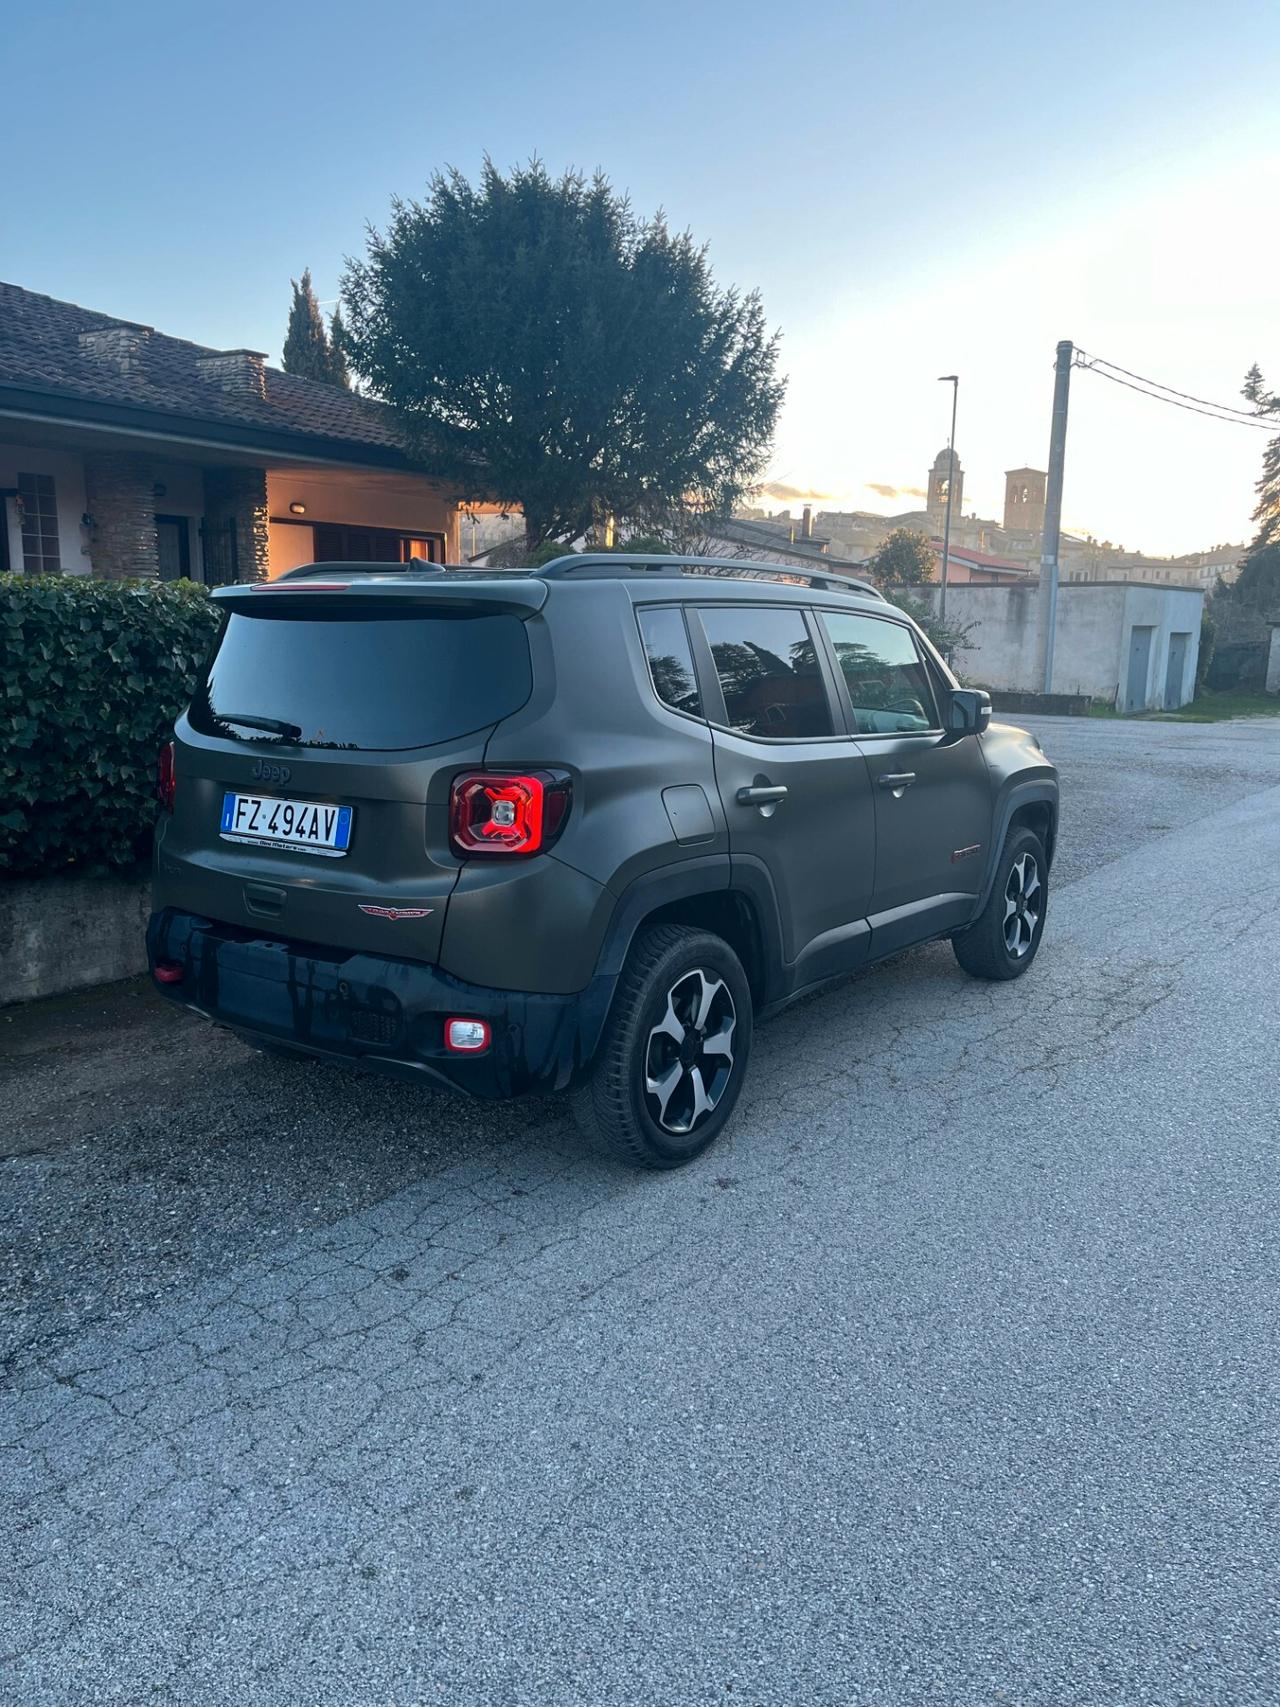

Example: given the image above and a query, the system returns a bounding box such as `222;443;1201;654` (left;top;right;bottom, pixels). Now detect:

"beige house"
0;281;473;583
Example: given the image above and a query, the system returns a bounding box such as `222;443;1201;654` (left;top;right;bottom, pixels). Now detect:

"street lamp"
937;375;959;624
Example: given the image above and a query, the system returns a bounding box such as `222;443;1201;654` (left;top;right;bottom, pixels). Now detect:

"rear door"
690;602;876;988
160;589;535;963
815;607;991;957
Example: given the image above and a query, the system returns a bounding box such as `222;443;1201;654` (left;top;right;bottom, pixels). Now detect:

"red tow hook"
153;961;184;985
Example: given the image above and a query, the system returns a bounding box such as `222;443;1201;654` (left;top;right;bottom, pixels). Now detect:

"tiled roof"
716;515;867;569
0;281;406;457
937;540;1032;573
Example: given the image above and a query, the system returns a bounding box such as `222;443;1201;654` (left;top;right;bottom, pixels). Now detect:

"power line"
1074;350;1277;430
1077;350;1269;422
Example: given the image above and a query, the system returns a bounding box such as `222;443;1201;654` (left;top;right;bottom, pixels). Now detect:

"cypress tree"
282;269;335;384
1236;365;1280;608
328;305;352;390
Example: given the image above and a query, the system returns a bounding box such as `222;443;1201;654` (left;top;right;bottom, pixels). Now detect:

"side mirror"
948;687;992;735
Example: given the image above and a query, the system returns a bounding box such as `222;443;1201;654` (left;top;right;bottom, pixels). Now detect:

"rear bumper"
146;908;615;1099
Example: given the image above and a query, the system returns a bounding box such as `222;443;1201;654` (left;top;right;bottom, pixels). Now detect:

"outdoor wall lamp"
289;502;307;516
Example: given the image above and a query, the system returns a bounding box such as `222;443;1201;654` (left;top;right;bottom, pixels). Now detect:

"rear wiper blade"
217;712;303;740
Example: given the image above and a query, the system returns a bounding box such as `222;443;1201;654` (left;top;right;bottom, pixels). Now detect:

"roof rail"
538;552;886;601
276;560;446;581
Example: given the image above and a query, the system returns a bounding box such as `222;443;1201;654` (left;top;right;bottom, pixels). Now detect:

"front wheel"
952;826;1048;981
572;924;753;1168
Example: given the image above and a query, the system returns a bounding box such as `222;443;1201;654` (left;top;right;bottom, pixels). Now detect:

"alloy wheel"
643;968;737;1135
1003;851;1042;958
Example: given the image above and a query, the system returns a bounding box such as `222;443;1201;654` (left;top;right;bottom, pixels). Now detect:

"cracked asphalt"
3;714;1279;1706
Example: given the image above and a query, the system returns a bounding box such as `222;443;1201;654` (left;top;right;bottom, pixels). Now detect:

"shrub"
0;575;220;878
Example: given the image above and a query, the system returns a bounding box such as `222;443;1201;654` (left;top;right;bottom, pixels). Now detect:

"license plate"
220;792;353;857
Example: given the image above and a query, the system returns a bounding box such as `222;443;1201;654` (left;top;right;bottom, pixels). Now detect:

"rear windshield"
189;608;531;751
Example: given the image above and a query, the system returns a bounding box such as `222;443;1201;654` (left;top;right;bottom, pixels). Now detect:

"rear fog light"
445;1018;491;1053
154;961;184;984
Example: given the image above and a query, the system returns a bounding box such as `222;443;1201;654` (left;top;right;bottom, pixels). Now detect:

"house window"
18;472;60;574
312;522;444;564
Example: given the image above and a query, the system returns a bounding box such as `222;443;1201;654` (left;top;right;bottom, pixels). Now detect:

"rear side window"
699;606;833;740
819;611;938;734
190;609;531;751
637;606;702;718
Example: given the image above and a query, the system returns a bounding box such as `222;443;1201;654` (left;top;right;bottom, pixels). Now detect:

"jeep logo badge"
252;757;292;786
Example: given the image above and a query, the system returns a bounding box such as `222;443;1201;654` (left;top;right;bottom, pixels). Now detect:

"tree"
341;160;785;551
868;527;936;589
282;269;335;384
328;305;351;390
1235;363;1280;608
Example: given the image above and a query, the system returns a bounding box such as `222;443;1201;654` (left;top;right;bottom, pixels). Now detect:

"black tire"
952;825;1048;981
572;924;753;1169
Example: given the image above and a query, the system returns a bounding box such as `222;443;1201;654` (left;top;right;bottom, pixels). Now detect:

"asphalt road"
3;714;1279;1706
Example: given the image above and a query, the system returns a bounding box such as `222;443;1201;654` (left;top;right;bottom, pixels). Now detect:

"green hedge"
0;575;221;877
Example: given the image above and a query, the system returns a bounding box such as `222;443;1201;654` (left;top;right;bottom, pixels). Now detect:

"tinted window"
700;607;833;739
638;607;702;717
820;611;938;734
190;609;531;751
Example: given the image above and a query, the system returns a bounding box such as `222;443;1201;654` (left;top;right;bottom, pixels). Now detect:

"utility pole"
1040;340;1073;692
937;375;959;623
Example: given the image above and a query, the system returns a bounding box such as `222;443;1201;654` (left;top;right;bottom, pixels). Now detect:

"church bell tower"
1003;468;1047;534
927;447;963;530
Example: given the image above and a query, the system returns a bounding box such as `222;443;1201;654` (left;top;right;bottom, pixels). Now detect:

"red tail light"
449;770;572;857
156;741;176;813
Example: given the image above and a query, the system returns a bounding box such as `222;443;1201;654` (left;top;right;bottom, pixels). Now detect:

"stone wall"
203;466;269;582
0;874;150;1005
83;451;160;580
917;581;1204;710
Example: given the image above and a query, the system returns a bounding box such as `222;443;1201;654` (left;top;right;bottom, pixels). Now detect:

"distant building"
935;542;1032;585
741;445;1245;594
703;511;870;575
1003;467;1046;534
926;447;964;531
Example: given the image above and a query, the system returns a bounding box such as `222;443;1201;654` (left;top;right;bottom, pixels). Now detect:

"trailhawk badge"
357;904;434;921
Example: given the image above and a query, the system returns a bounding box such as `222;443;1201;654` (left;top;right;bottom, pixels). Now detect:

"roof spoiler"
212;564;546;617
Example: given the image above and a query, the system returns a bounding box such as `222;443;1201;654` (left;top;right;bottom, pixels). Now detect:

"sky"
3;0;1278;555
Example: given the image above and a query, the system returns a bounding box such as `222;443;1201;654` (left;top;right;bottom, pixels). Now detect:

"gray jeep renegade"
148;553;1058;1167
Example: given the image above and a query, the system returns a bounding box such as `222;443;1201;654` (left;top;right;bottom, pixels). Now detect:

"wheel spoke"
650;992;684;1049
1023;868;1041;901
686;1066;714;1125
645;1060;684;1122
692;971;723;1031
701;1020;735;1060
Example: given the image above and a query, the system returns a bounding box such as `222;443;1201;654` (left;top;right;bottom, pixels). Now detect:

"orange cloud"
866;482;927;501
761;481;837;502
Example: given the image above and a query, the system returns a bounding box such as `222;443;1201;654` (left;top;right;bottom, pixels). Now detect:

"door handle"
736;784;788;805
877;772;917;792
